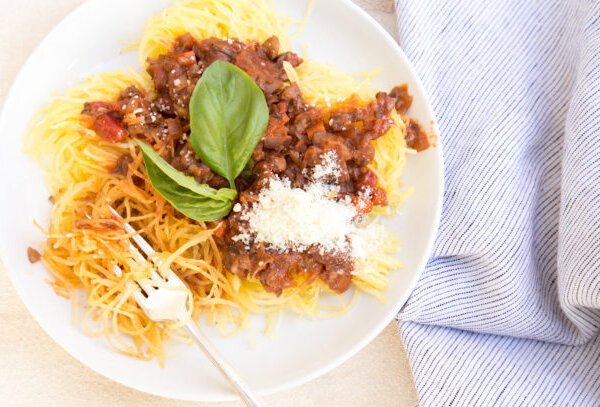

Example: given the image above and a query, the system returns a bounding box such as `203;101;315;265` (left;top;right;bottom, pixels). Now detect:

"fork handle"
184;321;263;407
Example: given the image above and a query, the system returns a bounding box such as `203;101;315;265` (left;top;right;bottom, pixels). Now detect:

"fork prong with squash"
106;206;263;407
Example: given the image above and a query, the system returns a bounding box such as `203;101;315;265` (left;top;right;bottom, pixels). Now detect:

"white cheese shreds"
233;178;356;253
350;222;386;262
350;222;388;276
311;150;342;182
231;177;387;275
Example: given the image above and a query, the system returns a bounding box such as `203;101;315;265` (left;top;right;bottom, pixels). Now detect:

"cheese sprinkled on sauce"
233;178;355;253
311;150;341;182
232;177;386;274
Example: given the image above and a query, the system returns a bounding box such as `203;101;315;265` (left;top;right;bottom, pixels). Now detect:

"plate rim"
0;0;443;401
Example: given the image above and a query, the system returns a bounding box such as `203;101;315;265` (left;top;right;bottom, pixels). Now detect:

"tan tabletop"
0;1;417;406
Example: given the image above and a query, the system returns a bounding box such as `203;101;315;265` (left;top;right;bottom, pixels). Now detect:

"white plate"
0;0;442;402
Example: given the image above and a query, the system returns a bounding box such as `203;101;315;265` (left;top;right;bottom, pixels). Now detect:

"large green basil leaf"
189;60;269;188
136;140;237;222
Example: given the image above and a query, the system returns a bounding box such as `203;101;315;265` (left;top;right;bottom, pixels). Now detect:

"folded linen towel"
394;0;600;405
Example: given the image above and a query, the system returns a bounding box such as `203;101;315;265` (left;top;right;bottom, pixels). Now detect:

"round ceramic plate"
0;0;442;402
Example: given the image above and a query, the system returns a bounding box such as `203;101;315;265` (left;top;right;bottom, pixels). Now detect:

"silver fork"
107;207;263;407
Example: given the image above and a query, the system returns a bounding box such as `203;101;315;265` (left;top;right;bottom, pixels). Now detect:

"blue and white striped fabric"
393;0;600;405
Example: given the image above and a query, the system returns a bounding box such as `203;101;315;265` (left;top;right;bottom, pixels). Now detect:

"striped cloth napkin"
394;0;600;405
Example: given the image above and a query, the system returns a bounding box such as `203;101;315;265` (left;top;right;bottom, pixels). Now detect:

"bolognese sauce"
81;34;429;296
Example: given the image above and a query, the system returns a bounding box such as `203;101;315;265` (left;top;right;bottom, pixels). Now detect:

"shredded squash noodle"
26;0;411;364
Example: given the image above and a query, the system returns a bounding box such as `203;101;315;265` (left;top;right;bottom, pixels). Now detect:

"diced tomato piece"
371;187;387;206
172;51;196;65
93;114;128;142
352;195;374;215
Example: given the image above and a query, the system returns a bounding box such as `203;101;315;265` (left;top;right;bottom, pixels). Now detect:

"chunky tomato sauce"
81;34;429;295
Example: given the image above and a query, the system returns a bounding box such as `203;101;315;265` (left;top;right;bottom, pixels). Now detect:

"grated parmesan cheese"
232;176;386;275
350;222;388;276
233;178;355;253
350;222;386;262
311;150;341;182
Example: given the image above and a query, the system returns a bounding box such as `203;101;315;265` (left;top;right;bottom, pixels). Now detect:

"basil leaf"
189;60;269;188
136;140;237;221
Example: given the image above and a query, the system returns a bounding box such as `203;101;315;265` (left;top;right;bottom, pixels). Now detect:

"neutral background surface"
0;1;417;406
